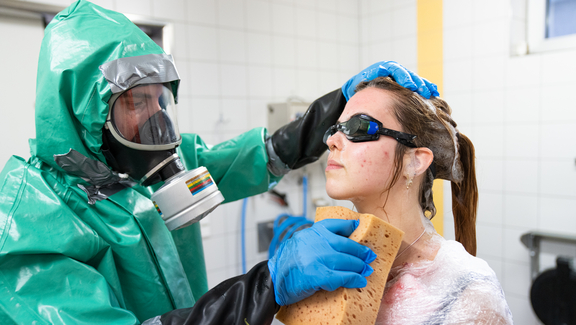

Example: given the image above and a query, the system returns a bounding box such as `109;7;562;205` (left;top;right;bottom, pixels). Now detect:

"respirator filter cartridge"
151;166;224;231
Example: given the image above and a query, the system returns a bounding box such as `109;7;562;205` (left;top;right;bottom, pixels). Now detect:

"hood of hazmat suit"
0;1;279;324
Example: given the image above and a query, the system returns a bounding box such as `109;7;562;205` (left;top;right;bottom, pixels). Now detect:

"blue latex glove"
267;219;377;306
342;61;439;100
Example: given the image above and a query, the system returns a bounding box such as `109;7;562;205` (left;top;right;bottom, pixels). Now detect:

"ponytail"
450;133;478;256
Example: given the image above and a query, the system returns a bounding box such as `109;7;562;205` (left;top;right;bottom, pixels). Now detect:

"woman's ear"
403;147;434;178
413;147;434;177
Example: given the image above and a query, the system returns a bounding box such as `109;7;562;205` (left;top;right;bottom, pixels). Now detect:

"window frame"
0;1;172;54
527;0;576;53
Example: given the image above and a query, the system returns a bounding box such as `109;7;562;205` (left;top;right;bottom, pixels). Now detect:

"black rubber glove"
267;89;346;176
154;261;279;325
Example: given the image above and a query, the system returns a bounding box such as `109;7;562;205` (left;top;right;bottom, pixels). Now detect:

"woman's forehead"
341;88;399;127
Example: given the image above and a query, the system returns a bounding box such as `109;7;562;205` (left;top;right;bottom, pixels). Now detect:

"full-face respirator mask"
100;54;224;231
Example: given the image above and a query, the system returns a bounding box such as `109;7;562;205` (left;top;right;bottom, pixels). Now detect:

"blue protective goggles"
323;114;417;148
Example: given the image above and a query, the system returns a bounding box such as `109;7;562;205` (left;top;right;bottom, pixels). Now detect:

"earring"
406;172;416;189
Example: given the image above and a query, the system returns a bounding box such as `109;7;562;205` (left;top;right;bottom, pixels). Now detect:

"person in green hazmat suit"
0;1;439;324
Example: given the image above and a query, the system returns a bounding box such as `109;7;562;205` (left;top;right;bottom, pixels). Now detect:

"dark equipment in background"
530;257;576;325
522;232;576;325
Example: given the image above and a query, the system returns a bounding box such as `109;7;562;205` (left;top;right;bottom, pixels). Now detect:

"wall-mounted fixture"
267;98;310;134
521;231;576;324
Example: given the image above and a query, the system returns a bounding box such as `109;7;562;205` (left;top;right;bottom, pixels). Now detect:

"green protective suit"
0;1;281;324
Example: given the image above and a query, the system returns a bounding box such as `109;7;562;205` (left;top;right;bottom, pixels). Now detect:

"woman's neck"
352;188;439;268
353;188;424;232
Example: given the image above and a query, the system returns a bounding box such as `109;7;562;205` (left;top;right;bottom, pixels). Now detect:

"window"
546;0;576;38
528;0;576;53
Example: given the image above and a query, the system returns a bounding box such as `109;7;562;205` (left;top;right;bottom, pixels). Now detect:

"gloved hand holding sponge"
268;219;377;306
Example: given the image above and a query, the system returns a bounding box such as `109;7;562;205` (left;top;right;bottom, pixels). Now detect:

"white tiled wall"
444;0;576;324
360;0;418;72
0;12;44;170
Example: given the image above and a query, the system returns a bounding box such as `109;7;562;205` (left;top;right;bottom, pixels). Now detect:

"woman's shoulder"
437;239;496;277
380;237;513;324
435;240;514;324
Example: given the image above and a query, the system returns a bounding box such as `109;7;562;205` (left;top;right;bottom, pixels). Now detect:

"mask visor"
110;83;181;148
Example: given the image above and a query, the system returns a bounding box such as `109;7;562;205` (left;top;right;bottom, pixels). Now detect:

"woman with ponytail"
323;77;512;324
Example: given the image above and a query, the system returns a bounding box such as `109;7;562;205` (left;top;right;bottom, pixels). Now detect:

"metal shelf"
520;231;576;280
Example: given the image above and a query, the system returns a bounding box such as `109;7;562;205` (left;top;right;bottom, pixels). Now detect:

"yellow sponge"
276;206;404;325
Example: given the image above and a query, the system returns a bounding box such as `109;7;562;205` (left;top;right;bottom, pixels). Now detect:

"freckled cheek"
361;158;374;169
357;149;386;171
357;147;373;169
367;149;395;179
379;150;394;167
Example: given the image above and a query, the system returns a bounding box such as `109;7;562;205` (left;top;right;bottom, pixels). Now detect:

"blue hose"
241;197;248;274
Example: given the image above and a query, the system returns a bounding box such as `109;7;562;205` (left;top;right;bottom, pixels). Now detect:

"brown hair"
356;77;478;256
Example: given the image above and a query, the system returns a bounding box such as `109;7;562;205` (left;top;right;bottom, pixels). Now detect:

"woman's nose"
326;131;345;151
